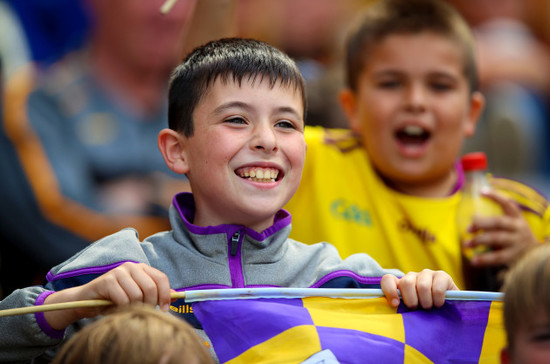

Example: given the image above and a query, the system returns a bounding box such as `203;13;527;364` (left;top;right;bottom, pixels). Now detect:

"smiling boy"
162;72;306;231
0;38;457;363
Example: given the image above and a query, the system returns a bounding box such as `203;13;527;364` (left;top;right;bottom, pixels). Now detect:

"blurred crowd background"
1;0;550;298
4;0;549;185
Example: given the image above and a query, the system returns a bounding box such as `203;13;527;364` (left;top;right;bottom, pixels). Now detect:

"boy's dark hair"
345;0;478;93
168;38;307;136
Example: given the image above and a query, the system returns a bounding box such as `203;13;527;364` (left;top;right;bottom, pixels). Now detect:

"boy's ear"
339;88;361;134
158;128;190;174
464;91;485;138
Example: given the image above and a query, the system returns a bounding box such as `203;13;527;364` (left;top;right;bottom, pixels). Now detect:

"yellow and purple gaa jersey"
285;126;550;288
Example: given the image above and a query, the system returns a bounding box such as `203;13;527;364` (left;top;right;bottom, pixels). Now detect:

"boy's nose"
404;84;427;113
252;124;278;152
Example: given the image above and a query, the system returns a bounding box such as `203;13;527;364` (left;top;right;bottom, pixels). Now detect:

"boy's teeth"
236;167;279;182
403;125;424;136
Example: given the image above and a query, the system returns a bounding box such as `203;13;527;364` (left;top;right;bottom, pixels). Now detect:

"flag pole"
0;291;186;318
0;289;502;318
183;287;503;303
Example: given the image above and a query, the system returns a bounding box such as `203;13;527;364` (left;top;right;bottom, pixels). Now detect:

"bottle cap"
461;152;487;171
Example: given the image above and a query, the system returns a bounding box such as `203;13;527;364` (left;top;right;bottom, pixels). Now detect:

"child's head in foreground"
500;243;550;364
159;38;307;232
339;0;485;195
52;304;214;364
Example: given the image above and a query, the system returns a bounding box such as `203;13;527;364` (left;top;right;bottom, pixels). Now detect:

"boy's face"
179;77;306;231
502;313;550;364
341;32;484;195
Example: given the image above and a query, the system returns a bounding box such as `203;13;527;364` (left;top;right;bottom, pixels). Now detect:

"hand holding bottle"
464;189;538;267
457;152;539;291
457;152;538;268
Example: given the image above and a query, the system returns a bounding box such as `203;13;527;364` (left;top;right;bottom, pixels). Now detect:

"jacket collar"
172;192;292;241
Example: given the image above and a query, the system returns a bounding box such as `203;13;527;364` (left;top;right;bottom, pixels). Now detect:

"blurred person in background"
448;0;550;195
525;0;550;50
0;0;236;298
0;1;32;82
236;0;371;129
0;0;90;75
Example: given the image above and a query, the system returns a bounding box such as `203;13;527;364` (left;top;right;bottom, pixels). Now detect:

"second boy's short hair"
345;0;478;93
168;38;307;137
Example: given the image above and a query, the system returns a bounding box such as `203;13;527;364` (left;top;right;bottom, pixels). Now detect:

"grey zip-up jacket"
0;193;402;363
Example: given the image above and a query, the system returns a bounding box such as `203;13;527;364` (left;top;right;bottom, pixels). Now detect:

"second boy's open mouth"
395;125;431;146
235;167;281;183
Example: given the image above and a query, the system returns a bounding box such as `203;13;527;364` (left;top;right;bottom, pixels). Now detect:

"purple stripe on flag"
193;298;312;363
399;300;492;363
317;326;405;364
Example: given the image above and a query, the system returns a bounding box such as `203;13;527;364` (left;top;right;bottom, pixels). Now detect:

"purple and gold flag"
193;295;504;364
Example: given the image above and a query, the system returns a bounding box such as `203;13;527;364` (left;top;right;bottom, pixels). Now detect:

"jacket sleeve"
0;229;150;362
0;287;64;362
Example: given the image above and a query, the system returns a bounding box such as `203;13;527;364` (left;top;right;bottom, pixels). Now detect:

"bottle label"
457;195;502;260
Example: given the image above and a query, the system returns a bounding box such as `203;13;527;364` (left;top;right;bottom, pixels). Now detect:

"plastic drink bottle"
456;152;503;290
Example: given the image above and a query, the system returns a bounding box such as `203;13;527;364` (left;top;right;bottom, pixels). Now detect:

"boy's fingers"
472;248;511;267
431;271;456;307
101;262;171;308
100;277;131;306
396;270;457;310
112;264;148;303
471;216;514;232
129;263;171;308
469;230;509;249
380;274;401;308
397;273;419;309
482;191;521;217
143;264;172;309
415;270;434;309
128;265;163;306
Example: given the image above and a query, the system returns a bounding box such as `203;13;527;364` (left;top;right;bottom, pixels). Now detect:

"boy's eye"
275;120;297;129
429;82;454;92
428;75;457;92
377;80;401;89
225;116;247;124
